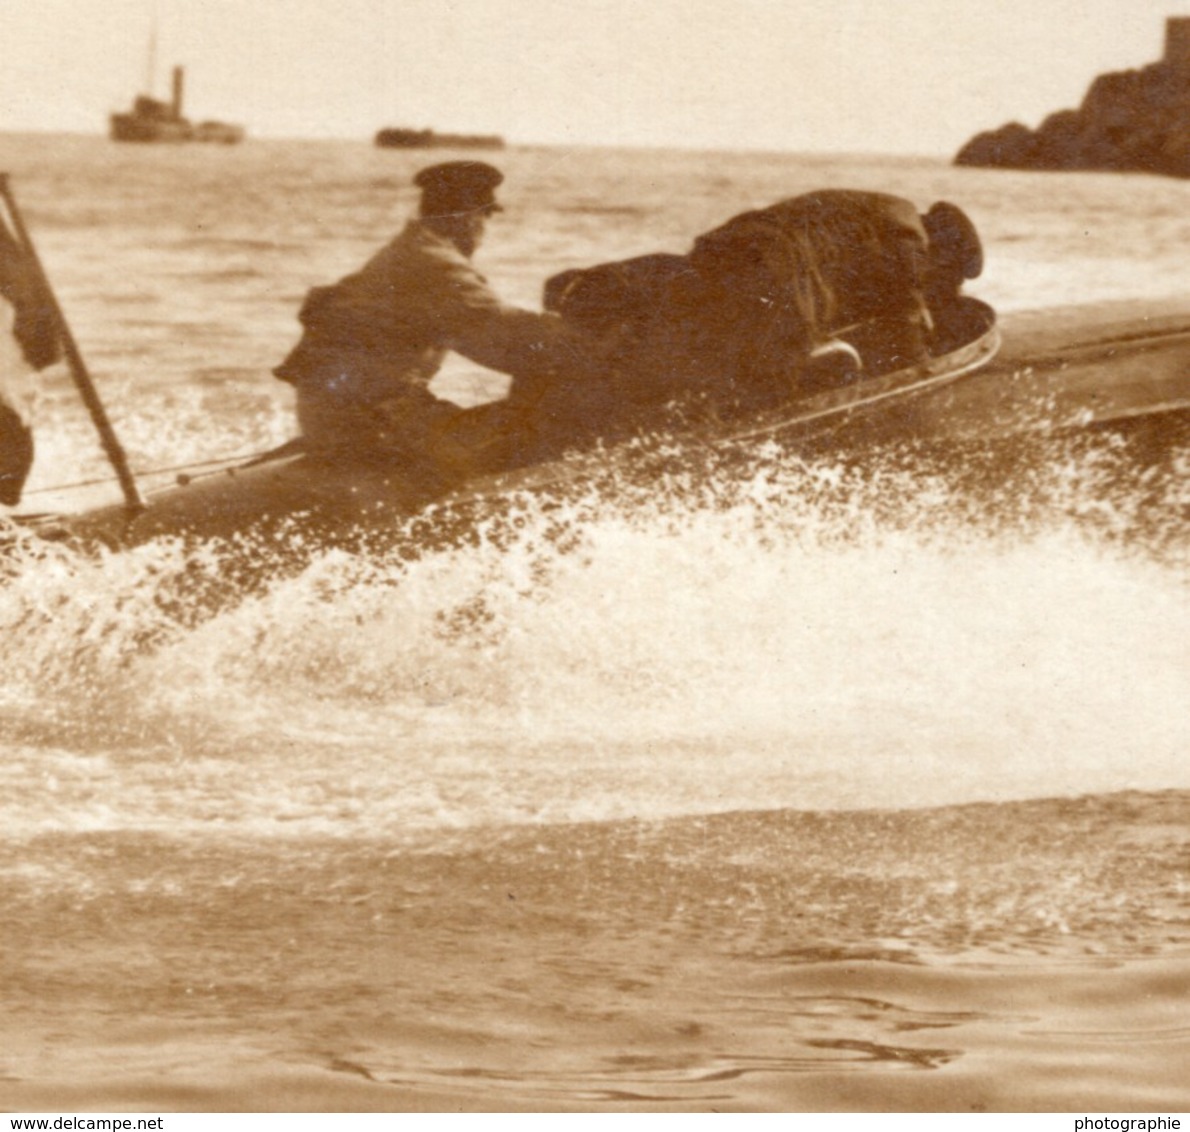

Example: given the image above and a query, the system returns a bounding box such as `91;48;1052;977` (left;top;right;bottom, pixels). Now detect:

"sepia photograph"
1;0;1188;1116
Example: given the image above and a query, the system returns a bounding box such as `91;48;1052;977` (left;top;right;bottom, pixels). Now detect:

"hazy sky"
2;0;1187;154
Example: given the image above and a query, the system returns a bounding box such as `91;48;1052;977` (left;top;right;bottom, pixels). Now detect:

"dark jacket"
686;190;933;388
542;191;936;420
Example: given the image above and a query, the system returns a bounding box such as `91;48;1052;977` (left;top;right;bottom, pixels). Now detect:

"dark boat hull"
374;128;504;149
109;113;193;143
17;297;1190;553
110;113;245;144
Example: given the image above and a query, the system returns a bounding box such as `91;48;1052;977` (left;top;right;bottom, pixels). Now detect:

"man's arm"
423;253;608;388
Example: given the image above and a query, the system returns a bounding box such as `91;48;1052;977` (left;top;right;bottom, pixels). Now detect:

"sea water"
0;134;1187;1112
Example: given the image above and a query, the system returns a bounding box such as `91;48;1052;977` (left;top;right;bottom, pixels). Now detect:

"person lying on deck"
528;190;985;451
273;160;607;481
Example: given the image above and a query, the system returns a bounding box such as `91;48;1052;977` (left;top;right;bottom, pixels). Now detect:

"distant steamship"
374;127;504;150
109;65;245;144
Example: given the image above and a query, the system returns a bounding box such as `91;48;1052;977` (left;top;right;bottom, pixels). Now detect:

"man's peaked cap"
414;161;504;216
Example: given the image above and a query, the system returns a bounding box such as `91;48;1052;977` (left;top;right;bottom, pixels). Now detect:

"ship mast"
144;0;160;96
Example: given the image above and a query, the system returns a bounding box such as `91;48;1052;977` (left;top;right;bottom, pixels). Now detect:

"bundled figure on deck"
275;175;986;478
534;189;985;449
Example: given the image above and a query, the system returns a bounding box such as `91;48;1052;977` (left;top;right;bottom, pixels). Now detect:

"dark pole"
171;65;184;121
0;173;145;512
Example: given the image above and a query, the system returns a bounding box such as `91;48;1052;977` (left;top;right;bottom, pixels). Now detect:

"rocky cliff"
955;55;1190;178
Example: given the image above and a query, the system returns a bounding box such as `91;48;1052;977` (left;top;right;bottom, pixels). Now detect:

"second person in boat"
540;189;987;425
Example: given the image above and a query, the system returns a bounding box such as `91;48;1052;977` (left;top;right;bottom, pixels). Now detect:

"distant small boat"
109;65;244;144
374;127;504;150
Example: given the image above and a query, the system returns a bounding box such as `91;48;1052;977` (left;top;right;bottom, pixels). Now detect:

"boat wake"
1;429;1187;834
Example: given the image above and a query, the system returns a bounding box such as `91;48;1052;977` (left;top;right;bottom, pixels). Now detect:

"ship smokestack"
1165;17;1190;73
171;66;184;120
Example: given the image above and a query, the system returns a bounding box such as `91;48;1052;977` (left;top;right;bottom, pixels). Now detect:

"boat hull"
17;297;1190;553
26;451;440;552
109;113;193;143
905;298;1190;443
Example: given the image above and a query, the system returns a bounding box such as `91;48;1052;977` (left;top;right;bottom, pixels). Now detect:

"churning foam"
1;436;1187;834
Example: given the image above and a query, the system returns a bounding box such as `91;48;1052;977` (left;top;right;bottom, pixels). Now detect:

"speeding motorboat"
12;291;1190;555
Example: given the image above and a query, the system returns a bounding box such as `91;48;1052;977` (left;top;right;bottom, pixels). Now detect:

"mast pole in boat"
0;174;145;512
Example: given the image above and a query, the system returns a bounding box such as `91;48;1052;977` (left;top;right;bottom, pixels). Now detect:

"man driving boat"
274;160;601;479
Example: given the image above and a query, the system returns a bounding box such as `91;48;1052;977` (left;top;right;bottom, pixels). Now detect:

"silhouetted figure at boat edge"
1;216;62;506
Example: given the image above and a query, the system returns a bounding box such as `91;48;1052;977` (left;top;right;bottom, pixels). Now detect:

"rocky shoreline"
955;20;1190;178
